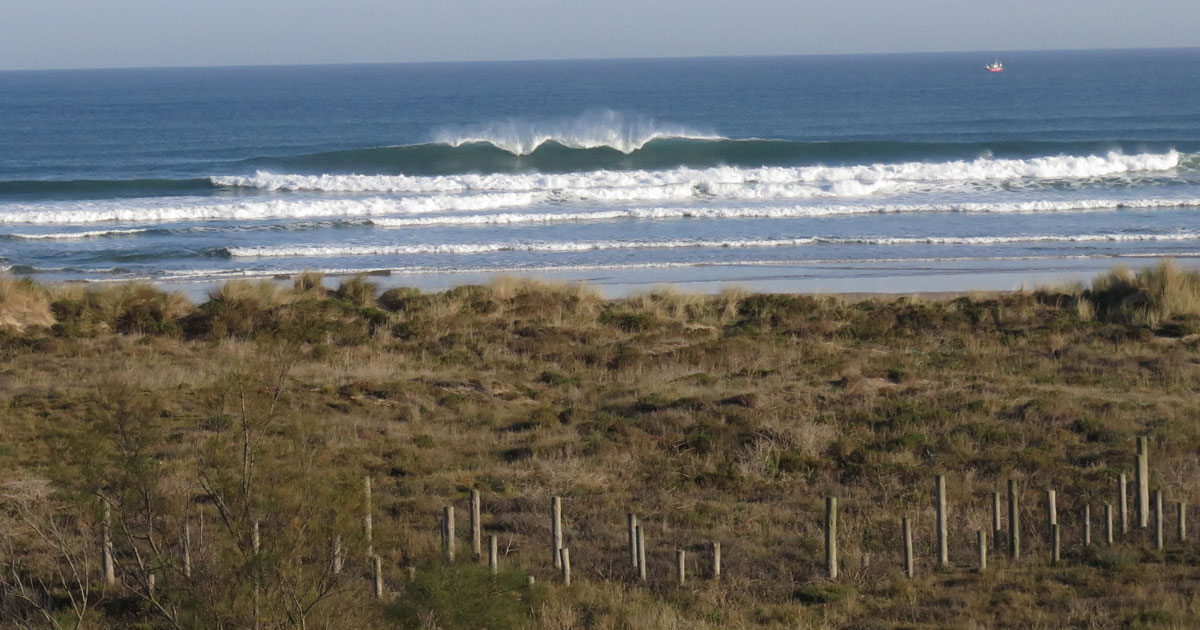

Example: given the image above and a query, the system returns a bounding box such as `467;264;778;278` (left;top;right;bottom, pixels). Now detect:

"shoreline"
35;255;1185;303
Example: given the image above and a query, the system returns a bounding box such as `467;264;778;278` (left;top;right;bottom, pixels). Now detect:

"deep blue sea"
3;49;1200;295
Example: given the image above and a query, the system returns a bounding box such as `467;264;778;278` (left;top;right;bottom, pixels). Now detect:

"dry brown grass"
2;268;1200;628
0;274;53;332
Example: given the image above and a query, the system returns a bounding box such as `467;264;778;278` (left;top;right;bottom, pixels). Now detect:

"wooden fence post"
364;477;373;557
1105;503;1114;546
489;534;499;575
102;501;115;587
902;517;914;579
1051;524;1061;564
1137;437;1150;529
560;548;571;586
825;497;838;579
992;491;1002;551
1178;501;1188;542
935;476;948;568
677;549;686;585
637;525;647;582
1046;489;1057;531
1008;479;1020;560
443;506;456;562
627;513;638;568
551;496;563;568
183;522;192;579
711;542;721;580
1083;505;1091;546
333;534;344;575
470;489;482;561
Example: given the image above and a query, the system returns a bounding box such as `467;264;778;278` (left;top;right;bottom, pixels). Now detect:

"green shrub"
385;563;537;630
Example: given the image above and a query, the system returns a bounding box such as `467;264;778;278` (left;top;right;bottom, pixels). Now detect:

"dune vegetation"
2;262;1200;629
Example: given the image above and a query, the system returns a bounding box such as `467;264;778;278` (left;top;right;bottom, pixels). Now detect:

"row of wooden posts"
93;437;1180;599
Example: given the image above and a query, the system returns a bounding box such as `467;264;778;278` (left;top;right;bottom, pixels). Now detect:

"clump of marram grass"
185;279;294;337
293;270;328;297
1085;261;1200;329
0;275;53;332
87;282;191;335
335;274;380;308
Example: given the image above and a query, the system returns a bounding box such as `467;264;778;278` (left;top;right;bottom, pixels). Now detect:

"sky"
1;0;1198;71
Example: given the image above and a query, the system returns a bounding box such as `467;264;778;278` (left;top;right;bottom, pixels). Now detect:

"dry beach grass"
2;262;1200;629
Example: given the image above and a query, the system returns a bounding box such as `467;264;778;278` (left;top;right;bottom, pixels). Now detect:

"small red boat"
986;61;1004;72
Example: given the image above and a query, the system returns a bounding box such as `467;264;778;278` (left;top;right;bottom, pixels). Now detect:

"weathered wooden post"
1154;491;1164;550
560;548;571;586
364;477;374;557
825;497;838;579
148;571;156;597
935;476;948;568
443;506;456;562
711;542;721;580
992;491;1002;551
902;517;914;579
677;549;686;585
976;530;987;572
373;555;384;599
183;522;192;579
102;501;115;587
1083;505;1091;546
551;496;563;568
470;489;482;561
253;520;261;554
1136;437;1150;529
1118;473;1129;536
627;513;638;568
1051;524;1061;564
1046;489;1057;528
1008;479;1021;560
332;534;344;575
637;525;647;582
1178;501;1188;542
1105;503;1114;546
489;535;499;575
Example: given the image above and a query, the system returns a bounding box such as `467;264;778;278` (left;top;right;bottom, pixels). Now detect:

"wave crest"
430;110;723;155
225;231;1200;258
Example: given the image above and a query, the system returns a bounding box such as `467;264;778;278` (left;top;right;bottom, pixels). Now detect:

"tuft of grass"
335;274;380;308
187;279;293;337
0;275;53;333
1086;261;1200;328
293;270;328;297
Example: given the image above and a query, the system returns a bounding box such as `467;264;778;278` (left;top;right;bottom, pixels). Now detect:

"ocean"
3;49;1200;296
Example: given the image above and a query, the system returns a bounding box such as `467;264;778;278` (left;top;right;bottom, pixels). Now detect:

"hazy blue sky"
1;0;1197;70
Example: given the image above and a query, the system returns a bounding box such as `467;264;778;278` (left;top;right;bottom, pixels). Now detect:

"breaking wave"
430;110;723;155
223;231;1200;258
216;151;1184;195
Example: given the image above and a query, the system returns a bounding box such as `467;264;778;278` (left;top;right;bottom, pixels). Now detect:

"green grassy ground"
2;263;1200;629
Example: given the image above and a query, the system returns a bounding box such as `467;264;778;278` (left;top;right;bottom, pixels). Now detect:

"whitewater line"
213;150;1184;194
224;232;1200;258
368;198;1200;227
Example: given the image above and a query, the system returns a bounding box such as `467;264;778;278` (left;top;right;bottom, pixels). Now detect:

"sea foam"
225;231;1200;258
213;151;1183;195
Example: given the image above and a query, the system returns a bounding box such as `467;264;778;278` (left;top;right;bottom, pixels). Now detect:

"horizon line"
2;45;1197;74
